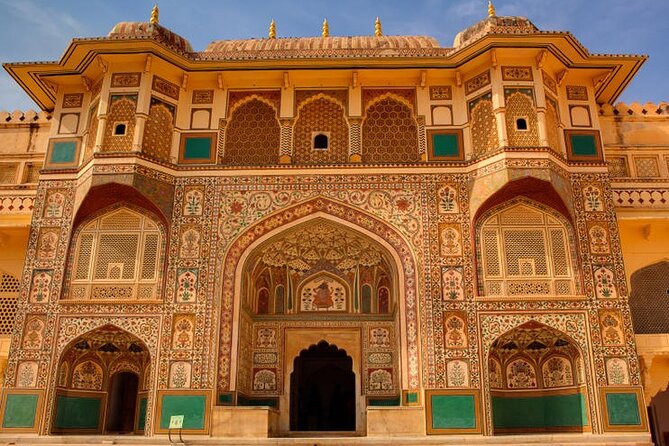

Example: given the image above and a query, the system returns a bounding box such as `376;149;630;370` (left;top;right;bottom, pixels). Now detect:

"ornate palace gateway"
0;2;667;444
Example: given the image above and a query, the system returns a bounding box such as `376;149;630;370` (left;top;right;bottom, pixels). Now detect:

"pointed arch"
216;197;420;393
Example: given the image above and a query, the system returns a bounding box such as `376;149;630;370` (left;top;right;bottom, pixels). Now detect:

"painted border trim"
425;389;481;435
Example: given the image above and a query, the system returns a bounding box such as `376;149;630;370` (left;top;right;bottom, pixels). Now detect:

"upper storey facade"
3;12;646;171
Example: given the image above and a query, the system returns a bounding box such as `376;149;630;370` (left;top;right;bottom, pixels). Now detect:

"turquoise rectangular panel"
432;134;460;157
50;141;76;163
159;395;206;430
54;395;101;429
137;397;147;431
570;134;597;156
2;394;38;428
368;397;401;406
492;393;588;429
431;394;476;429
606;393;641;425
218;393;233;404
405;392;418;404
183;137;211;160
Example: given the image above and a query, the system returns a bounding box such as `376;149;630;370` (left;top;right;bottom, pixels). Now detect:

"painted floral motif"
179;227;201;258
37;229;59;260
253;368;277;391
489;359;503;389
59;362;69;387
369;368;393;391
29;270;52;303
256;328;277;349
442;267;464;300
600;311;624;346
437;185;459;213
44;191;65;218
542;356;573;388
22;316;45;350
594;266;618;299
176;268;198;302
72;361;103;390
447;360;469;387
444;313;468;348
172;315;195;350
440;226;462;256
506;358;537;388
588;224;610;254
583;185;604;212
183;188;204;216
606;358;630;385
169;361;191;388
369;327;391;349
16;361;38;388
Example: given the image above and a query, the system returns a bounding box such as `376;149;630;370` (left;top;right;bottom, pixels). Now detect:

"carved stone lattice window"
478;202;575;297
68;207;162;301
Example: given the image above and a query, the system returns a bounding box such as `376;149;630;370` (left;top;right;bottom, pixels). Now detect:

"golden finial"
322;18;329;38
487;0;496;17
375;17;382;37
150;4;159;25
268;19;276;39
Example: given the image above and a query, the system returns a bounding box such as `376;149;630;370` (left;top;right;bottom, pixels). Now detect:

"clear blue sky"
0;0;666;111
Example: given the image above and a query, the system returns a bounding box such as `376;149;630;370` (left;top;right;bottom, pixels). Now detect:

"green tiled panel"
492;393;588;429
137;397;148;431
218;393;234;404
405;392;418;404
159;394;206;430
2;394;38;428
54;395;101;429
570;134;597;156
368;397;401;406
183;137;211;160
432;134;459;157
430;395;476;429
606;393;641;426
50;141;76;163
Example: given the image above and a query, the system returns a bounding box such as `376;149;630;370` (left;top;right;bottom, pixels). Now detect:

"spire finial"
322;18;329;38
269;19;276;39
150;4;159;25
375;17;382;37
487;0;496;17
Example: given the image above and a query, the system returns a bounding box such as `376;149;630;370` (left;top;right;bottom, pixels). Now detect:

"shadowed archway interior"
290;341;355;431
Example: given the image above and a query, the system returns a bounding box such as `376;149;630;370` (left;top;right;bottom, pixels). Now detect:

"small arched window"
68;207;163;301
478;201;576;297
313;133;329;150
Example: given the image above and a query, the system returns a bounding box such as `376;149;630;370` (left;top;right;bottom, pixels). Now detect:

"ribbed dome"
453;16;538;49
108;22;193;53
205;35;441;53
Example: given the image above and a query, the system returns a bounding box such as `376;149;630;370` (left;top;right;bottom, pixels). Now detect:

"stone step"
0;433;653;446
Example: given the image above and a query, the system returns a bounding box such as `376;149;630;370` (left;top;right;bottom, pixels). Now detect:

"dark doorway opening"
650;387;669;446
105;372;139;434
290;341;355;431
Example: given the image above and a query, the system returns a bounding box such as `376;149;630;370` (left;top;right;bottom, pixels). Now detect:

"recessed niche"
113;122;127;136
515;118;528;131
312;132;330;150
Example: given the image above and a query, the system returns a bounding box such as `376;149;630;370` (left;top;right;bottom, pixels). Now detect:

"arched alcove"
52;325;151;435
488;321;588;434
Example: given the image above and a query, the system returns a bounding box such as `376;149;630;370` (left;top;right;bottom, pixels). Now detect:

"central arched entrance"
290;341;355;431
